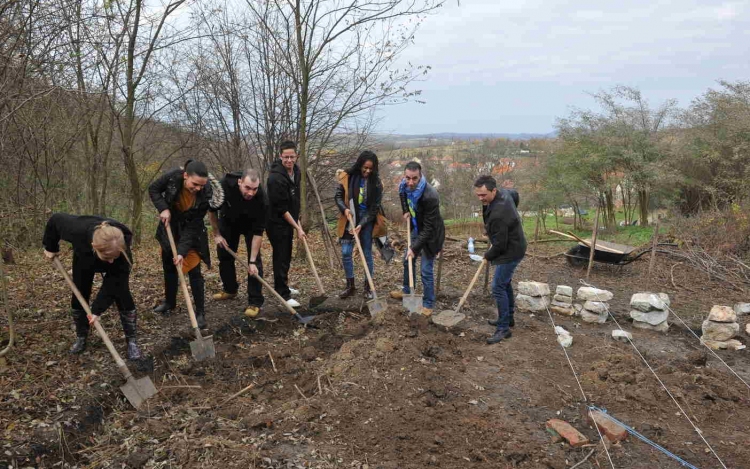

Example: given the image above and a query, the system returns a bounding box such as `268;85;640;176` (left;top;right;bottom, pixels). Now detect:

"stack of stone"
576;287;613;324
736;303;750;335
550;285;575;316
629;293;670;332
516;281;550;313
701;306;745;350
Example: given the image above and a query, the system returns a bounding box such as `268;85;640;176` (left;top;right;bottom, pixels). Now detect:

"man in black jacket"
390;161;445;316
209;168;267;318
474;175;527;344
266;140;305;308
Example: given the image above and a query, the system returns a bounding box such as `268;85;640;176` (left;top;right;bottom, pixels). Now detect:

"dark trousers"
266;222;293;300
217;219;264;307
160;249;205;314
70;253;136;338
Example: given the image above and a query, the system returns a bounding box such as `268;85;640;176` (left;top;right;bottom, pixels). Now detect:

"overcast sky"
377;0;750;135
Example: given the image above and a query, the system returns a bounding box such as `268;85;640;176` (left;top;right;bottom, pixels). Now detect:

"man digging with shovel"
208;168;267;319
390;161;445;317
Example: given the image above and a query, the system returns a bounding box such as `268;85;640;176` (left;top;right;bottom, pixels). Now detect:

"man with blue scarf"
390;161;445;316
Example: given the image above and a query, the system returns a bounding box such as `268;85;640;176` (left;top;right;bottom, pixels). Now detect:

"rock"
545;419;589;447
550;304;576;316
632;320;669;332
375;338;395;353
516;294;550;312
517;281;550;297
746;323;750;335
612;330;633;342
701;320;739;341
555;326;572;348
583;301;609;314
630;293;667;312
734;303;750;315
555;285;573;297
701;338;746;351
573;304;583;314
581;309;607;324
708;305;737;323
629;309;669;326
587;410;628;443
577;287;613;302
552;294;573;305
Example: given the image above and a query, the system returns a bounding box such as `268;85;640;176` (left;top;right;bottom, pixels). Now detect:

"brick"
545;419;589;447
587;410;628;443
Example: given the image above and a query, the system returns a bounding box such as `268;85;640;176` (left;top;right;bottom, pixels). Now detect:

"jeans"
402;232;436;308
492;259;520;332
341;212;374;280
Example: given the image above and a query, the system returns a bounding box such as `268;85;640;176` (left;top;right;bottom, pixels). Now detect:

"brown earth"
2;235;750;468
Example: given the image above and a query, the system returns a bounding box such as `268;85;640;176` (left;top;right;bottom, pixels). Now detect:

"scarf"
399;175;426;235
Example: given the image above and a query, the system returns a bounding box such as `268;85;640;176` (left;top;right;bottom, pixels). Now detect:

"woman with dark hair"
334;150;383;299
42;213;142;359
148;160;224;329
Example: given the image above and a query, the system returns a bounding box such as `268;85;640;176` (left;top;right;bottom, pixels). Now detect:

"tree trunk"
638;188;649;227
294;0;309;231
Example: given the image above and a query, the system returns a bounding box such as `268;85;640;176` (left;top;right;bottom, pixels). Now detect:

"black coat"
399;183;445;258
334;171;383;227
482;189;527;264
210;171;267;236
43;213;133;268
266;159;301;226
148;168;224;267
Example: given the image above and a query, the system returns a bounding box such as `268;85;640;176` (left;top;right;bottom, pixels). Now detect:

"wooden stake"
648;217;660;277
435;253;443;295
586;203;601;280
483;258;491;293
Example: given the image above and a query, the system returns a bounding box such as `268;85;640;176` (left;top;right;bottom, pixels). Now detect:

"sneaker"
244;305;260;318
286;298;301;308
289;288;300;297
213;291;237;301
420;307;433;318
486;329;512;344
389;290;404;300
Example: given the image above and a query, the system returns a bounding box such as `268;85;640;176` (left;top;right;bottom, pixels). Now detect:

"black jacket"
266;159;301;226
148;168;224;267
399;183;445;258
483;189;526;264
210;171;267;236
334;172;383;227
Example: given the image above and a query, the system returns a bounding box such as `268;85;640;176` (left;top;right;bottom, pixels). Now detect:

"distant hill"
376;131;557;144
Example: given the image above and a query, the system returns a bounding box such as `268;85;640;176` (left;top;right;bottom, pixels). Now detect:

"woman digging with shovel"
42;213;142;360
334;151;384;300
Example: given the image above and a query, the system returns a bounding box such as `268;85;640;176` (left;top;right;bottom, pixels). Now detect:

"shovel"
432;258;487;328
224;247;315;325
53;257;157;409
402;218;421;314
347;214;388;317
165;223;215;361
301;237;328;308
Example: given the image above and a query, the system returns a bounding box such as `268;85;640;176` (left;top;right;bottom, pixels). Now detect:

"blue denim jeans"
402;232;436;308
492;259;520;332
341;212;374;281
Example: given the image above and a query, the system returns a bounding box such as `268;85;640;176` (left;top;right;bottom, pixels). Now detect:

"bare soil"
2;236;750;468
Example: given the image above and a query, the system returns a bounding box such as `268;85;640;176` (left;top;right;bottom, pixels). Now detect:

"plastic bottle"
467;237;475;253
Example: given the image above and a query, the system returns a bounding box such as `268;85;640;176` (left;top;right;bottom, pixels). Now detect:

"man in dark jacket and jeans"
209;168;267;318
390;161;445;317
266;140;305;308
474;175;527;344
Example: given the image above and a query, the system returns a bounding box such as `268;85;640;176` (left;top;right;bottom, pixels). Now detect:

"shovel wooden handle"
164;222;202;336
301;237;325;294
224;247;298;317
406;218;414;291
347;214;377;296
455;258;487;314
53;257;133;380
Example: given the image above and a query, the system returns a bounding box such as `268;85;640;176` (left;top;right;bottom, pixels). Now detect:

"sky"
377;0;750;135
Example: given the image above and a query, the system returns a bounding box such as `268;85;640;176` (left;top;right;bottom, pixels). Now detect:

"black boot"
189;268;207;329
488;316;515;328
153;302;174;316
339;278;356;299
119;309;142;360
157;253;179;316
363;280;374;300
487;329;512;344
69;309;89;354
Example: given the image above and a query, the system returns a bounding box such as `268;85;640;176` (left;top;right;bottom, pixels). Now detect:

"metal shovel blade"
190;334;216;361
367;297;388;317
294;313;316;325
402;294;422;314
309;295;328;308
120;376;158;410
432;309;466;328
